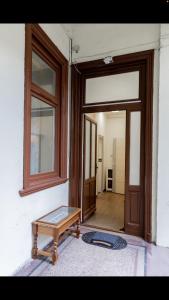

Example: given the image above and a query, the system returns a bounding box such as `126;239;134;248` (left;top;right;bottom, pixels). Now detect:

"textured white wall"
156;24;169;247
0;24;70;276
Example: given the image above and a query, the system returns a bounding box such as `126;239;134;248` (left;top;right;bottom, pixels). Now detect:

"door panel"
91;123;96;177
129;112;141;185
90;179;96;208
83;181;90;213
129;188;140;224
125;110;144;237
83;115;97;221
85;119;91;180
97;136;103;193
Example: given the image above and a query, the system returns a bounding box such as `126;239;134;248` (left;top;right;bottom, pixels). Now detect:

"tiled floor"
84;192;124;231
81;226;169;276
146;242;169;276
14;225;169;276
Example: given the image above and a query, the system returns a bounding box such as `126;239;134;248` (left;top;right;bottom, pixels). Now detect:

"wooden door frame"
69;50;154;243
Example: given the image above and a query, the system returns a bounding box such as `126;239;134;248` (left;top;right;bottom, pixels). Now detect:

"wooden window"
19;24;68;196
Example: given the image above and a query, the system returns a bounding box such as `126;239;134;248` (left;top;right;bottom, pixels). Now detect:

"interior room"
83;111;126;232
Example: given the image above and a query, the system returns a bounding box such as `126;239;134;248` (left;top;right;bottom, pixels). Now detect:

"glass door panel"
91;123;96;177
129;111;141;186
85;119;91;179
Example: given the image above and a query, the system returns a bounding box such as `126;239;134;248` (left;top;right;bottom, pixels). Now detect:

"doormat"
82;231;127;250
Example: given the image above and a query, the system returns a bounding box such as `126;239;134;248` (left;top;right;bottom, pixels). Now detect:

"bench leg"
52;235;58;265
32;224;38;259
76;217;80;239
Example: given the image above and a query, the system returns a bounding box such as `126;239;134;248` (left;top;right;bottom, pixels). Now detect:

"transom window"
85;71;140;105
32;51;57;96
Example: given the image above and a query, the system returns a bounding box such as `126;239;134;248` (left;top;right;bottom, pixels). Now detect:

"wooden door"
83;115;97;221
97;136;104;194
125;109;145;237
114;138;125;194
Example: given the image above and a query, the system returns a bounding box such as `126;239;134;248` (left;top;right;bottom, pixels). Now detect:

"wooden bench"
32;206;81;265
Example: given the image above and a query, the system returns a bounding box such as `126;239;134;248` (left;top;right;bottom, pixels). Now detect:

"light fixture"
103;56;113;64
72;45;80;53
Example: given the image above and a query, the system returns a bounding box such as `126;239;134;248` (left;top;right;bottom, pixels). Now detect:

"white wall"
156;24;169;247
0;24;70;276
105;113;126;168
40;24;70;60
105;113;126;194
71;24;160;63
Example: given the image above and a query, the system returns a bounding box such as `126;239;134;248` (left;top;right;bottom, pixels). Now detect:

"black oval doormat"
82;231;127;250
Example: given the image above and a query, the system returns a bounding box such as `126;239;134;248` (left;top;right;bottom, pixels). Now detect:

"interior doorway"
83;111;126;233
69;50;154;242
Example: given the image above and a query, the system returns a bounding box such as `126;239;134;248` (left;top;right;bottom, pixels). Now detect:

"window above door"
85;71;140;105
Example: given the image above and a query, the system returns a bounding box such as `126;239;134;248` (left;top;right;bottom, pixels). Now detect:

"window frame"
19;24;68;196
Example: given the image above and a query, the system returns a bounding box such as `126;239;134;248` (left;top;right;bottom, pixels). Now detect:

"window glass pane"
129;111;141;185
38;206;77;224
32;51;56;96
108;180;112;189
30;97;55;175
85;120;90;179
85;71;139;104
91;124;96;177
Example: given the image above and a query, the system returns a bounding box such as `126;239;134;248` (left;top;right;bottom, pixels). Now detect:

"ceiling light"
103;56;113;64
72;45;80;53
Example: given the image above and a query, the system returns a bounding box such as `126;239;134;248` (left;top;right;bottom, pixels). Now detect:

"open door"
125;110;145;237
97;135;104;194
83;115;97;221
70;51;153;241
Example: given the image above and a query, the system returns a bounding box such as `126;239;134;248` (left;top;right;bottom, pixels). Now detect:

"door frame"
69;50;154;242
